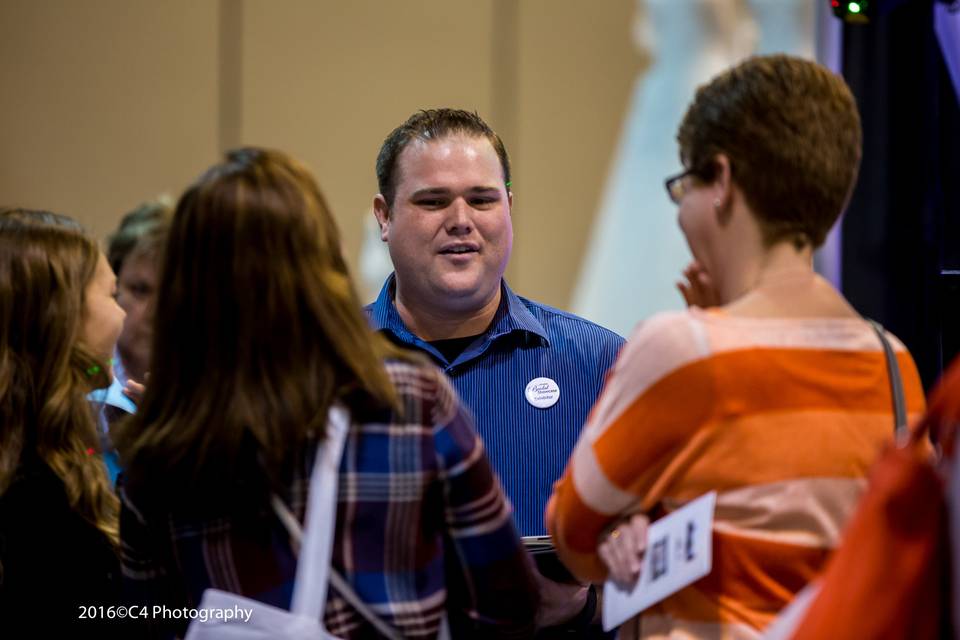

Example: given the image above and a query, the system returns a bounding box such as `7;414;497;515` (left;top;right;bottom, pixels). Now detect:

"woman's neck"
718;241;814;305
720;242;859;319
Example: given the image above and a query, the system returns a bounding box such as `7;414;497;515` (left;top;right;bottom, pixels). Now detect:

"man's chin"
431;281;500;310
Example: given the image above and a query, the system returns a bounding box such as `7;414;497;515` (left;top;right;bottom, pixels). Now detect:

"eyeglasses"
664;169;695;205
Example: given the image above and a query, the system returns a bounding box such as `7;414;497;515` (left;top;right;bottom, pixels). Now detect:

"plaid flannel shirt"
118;361;538;638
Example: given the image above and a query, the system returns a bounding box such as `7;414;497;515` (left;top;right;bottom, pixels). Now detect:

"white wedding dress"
572;0;813;335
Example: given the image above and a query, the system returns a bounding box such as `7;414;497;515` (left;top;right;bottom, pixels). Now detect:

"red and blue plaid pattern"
118;361;538;638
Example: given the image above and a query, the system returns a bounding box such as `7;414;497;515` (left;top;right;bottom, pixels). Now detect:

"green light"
848;2;861;13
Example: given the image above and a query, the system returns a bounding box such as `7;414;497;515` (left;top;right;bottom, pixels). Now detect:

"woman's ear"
712;154;734;225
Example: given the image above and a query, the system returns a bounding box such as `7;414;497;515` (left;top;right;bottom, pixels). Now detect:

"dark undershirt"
428;334;483;363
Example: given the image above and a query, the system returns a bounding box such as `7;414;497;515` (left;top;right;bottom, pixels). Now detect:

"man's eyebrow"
409;186;502;199
410;187;451;198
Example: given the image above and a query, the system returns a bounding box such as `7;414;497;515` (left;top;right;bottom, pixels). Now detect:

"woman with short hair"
547;55;926;638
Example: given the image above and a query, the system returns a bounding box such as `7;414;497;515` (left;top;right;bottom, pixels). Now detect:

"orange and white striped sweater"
546;308;925;639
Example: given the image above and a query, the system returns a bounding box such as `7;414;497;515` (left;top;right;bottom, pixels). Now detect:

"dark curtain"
841;0;960;389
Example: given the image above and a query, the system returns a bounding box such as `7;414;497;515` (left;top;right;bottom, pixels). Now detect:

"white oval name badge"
525;377;560;409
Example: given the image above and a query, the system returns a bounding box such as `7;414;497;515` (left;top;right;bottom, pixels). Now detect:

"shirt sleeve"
547;312;717;582
428;368;540;638
117;482;184;639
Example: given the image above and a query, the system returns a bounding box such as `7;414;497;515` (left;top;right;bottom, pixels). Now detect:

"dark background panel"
840;0;959;389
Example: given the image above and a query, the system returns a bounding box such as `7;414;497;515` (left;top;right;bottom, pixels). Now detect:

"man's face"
374;134;513;315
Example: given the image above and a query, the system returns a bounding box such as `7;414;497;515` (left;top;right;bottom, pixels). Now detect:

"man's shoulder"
516;294;625;346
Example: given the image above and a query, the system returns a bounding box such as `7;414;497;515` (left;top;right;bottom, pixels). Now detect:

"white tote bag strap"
270;406;403;640
288;405;350;620
328;569;405;640
762;581;821;639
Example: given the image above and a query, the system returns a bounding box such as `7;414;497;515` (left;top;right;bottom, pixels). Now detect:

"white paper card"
602;491;716;631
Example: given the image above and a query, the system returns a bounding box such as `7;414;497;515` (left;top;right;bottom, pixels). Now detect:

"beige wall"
513;0;640;307
0;0;636;310
0;0;220;242
238;0;497;286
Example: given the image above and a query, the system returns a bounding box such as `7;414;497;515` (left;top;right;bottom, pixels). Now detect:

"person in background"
368;108;625;634
547;54;926;638
87;200;169;483
107;198;172;388
0;208;127;636
114;148;538;639
88;201;170;483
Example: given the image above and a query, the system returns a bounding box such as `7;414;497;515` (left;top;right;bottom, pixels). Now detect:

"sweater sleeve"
547;311;717;582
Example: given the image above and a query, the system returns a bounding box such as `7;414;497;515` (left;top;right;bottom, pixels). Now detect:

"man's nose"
445;198;473;234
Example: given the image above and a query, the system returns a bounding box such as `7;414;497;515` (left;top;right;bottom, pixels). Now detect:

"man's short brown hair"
107;198;173;275
376;109;510;207
677;54;862;248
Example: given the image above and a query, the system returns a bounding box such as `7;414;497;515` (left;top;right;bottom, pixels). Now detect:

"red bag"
788;426;947;639
789;342;960;640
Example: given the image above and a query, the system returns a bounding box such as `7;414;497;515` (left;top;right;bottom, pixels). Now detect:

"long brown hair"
116;148;412;496
0;209;119;543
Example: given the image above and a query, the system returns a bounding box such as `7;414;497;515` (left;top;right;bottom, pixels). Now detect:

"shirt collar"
369;273;549;347
488;280;550;345
369;274;419;344
111;348;129;387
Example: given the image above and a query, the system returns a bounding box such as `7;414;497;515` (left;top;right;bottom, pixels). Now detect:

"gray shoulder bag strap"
868;320;908;436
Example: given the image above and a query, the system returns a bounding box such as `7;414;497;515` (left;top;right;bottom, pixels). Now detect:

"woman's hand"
597;513;650;590
677;261;721;309
123;378;146;407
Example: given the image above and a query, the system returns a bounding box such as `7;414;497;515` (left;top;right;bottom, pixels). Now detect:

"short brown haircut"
376;108;511;207
677;54;862;248
107;198;173;275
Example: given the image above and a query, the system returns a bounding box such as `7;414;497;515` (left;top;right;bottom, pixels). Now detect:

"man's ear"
507;190;513;213
373;194;390;242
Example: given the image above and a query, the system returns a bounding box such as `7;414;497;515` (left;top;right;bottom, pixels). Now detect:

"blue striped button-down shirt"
367;275;625;536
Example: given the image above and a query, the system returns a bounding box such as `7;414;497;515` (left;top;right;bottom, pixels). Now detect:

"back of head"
117;148;402;500
0;208;117;541
677;54;863;248
0;207;86;233
376;108;511;206
107;198;173;276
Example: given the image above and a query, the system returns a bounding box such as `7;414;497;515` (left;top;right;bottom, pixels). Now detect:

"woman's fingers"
629;513;650;557
123;379;146;406
677;281;695;307
599;529;634;588
678;261;719;308
613;526;638;583
598;513;651;590
597;534;623;584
